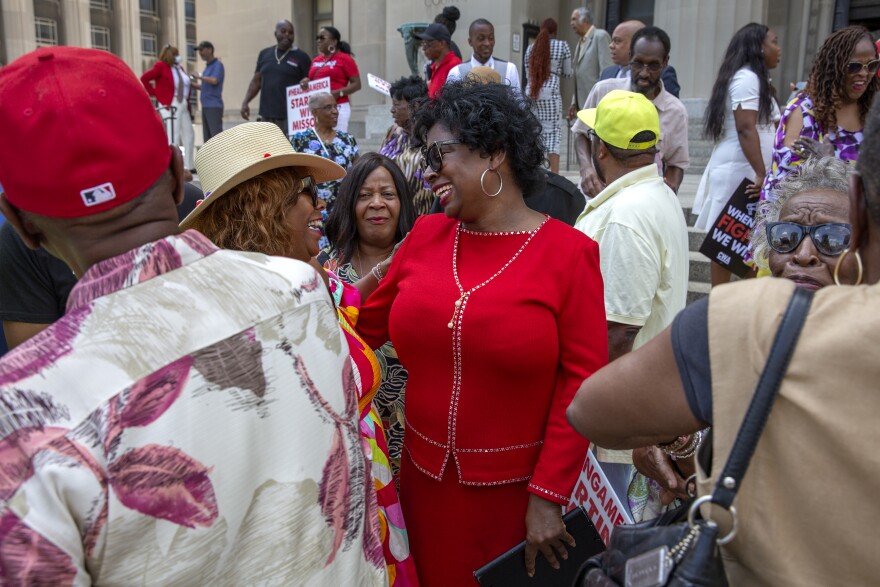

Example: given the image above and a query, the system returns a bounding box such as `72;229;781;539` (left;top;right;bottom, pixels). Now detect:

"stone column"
2;0;37;63
113;0;144;72
61;0;92;48
654;0;767;102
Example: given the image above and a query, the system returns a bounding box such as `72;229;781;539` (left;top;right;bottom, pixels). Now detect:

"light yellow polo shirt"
575;164;689;350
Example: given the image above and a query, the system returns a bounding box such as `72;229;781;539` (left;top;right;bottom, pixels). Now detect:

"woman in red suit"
356;81;608;585
140;44;195;172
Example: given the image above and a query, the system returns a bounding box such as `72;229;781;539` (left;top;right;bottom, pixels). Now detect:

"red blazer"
140;61;174;106
357;214;608;504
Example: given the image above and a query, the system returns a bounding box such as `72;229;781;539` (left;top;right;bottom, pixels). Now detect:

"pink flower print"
0;427;70;501
0;510;78;584
108;444;218;529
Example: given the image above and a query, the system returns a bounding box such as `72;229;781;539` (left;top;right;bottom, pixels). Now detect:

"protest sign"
567;449;633;546
367;73;391;97
698;178;758;277
285;77;331;137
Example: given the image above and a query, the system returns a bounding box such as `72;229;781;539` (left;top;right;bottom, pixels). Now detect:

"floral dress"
327;271;419;586
321;249;409;483
291;129;359;211
760;92;863;201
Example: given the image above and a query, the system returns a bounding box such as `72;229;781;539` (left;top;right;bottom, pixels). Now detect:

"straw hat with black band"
180;122;345;230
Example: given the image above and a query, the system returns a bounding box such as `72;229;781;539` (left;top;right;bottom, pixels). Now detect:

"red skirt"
400;451;531;586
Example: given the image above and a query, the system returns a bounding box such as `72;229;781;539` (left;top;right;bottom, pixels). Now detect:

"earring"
480;168;503;197
833;248;864;286
329;45;337;53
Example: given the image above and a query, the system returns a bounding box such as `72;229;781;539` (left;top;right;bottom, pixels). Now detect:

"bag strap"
711;286;813;509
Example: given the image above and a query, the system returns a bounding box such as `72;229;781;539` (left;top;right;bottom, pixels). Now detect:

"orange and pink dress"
328;272;419;587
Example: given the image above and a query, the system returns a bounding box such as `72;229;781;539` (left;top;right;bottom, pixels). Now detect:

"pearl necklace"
447;216;548;329
274;47;291;65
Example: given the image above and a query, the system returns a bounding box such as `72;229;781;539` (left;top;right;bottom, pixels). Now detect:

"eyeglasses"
420;139;464;173
420;40;437;49
766;221;851;256
846;59;880;75
300;175;319;207
630;61;664;73
316;35;328;41
315;103;338;112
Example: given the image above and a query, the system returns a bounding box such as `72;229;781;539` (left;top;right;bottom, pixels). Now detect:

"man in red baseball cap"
0;47;387;585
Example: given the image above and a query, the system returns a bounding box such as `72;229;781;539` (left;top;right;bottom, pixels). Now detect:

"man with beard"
599;20;681;98
573;90;689;512
572;26;688;197
241;19;311;134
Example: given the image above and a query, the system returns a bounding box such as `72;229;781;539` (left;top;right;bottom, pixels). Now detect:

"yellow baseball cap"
577;89;660;150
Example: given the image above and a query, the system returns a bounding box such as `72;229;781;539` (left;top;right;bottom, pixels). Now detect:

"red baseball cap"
0;47;171;218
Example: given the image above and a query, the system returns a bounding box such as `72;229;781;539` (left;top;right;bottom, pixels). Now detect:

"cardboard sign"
567;449;633;546
698;178;758;277
367;73;391;97
285;77;332;137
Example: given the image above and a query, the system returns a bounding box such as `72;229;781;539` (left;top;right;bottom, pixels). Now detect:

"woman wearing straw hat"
179;122;418;586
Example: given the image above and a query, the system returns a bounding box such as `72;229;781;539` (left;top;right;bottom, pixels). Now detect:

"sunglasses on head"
420;139;463;173
846;59;880;75
766;221;851;256
300;175;319;207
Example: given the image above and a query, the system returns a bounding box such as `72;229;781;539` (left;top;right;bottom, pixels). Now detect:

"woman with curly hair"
692;23;782;286
379;75;433;215
524;18;572;174
180;122;418;586
319;153;416;484
354;81;607;585
761;25;878;201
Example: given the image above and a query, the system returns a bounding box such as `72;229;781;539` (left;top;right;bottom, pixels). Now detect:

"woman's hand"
632;446;691;504
377;235;408;277
524;494;575;577
745;177;763;199
793;136;834;159
299;77;310;90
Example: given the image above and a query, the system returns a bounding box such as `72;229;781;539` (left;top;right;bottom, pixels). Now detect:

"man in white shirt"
445;18;520;90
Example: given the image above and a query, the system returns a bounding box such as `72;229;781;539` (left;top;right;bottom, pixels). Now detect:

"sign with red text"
699;178;758;277
286;77;331;137
566;449;633;546
367;73;391;96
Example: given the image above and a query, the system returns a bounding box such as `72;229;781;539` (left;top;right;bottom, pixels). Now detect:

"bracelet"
370;263;384;281
660;430;705;461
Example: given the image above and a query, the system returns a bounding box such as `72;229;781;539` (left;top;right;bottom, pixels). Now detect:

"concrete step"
687;281;711;304
688;226;707;252
689;250;711;283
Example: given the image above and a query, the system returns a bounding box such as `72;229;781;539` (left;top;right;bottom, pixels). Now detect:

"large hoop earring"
480;168;503;197
833;248;864;286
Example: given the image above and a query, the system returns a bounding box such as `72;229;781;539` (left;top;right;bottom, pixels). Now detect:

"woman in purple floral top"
761;26;879;201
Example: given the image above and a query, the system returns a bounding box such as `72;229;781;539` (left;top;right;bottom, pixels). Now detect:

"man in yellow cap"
573;89;689;522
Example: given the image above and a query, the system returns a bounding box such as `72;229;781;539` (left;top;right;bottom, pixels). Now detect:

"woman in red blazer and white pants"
141;45;195;171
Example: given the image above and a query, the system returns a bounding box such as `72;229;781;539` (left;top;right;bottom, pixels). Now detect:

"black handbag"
575;287;814;587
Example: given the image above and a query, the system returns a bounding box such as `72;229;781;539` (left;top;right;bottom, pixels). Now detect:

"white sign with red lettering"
566;449;633;546
286;77;332;137
367;73;392;96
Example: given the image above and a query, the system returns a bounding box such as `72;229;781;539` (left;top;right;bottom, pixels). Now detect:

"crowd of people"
1;7;879;587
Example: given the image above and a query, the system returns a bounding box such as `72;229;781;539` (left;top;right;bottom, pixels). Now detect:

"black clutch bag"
474;505;607;586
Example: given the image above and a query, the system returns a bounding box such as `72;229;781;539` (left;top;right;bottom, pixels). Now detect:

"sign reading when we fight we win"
699;178;758;277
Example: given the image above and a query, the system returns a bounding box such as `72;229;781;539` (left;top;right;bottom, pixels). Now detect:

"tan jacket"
697;278;880;586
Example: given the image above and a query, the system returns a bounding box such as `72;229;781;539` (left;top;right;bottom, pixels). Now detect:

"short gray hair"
575;7;592;24
750;156;852;269
308;92;334;110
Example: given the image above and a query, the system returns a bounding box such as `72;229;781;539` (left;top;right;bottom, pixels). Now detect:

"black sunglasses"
316;35;328;40
420;139;463;173
300;175;319;207
846;59;880;75
766;221;851;256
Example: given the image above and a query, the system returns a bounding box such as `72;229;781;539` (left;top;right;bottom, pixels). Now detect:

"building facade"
3;0;879;138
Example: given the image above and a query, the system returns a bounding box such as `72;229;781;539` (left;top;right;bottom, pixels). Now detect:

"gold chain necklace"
447;216;548;329
355;244;394;278
274;47;291;65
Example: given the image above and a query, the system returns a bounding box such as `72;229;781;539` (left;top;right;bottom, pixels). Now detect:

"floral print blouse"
291;129;359;211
